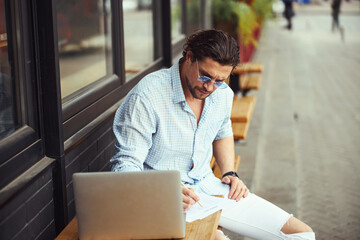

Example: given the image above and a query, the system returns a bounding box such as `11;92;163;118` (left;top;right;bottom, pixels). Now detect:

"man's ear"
186;51;193;62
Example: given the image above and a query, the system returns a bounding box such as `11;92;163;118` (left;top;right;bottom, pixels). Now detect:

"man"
110;30;315;240
331;0;343;39
283;0;294;30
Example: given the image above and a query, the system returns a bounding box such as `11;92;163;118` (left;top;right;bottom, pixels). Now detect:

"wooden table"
55;209;222;240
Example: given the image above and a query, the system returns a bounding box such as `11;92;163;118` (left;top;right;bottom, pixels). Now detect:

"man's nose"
203;81;215;91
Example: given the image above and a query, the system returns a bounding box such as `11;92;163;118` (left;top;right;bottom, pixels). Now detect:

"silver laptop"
73;170;185;239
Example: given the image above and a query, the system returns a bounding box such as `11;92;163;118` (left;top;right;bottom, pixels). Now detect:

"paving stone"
224;2;360;239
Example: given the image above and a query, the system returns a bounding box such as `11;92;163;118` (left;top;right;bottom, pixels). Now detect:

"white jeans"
219;193;316;240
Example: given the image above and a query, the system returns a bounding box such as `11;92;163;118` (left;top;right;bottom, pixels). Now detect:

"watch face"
230;172;238;178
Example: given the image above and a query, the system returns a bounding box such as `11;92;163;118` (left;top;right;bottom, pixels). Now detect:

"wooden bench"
239;75;261;97
233;62;264;75
211;155;241;180
0;40;7;48
125;64;142;74
56;207;222;240
231;62;263;97
240;75;261;91
231;96;256;123
232;122;250;141
125;68;140;74
230;96;256;140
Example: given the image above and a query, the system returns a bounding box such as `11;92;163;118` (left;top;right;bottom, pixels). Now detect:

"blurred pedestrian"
331;0;342;32
283;0;295;30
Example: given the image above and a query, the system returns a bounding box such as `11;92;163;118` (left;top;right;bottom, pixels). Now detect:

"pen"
181;182;203;207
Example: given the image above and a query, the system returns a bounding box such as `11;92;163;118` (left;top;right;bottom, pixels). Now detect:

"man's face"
185;57;233;100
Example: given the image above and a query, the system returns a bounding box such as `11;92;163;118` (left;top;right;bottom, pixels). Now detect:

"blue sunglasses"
196;59;228;89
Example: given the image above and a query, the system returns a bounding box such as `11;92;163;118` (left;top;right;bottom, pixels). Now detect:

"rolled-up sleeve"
214;89;234;140
110;93;157;172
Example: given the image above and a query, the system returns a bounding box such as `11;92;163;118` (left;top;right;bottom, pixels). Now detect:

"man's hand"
181;184;200;210
222;176;249;201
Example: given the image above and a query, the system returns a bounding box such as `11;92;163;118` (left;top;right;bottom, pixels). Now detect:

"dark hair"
180;29;240;67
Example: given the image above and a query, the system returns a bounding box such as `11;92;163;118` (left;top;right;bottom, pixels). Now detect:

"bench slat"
232;122;249;140
240;75;261;90
233;62;264;74
231;96;256;123
0;40;7;48
184;210;221;240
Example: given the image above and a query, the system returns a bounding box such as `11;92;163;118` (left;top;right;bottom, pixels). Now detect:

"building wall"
0;111;117;240
0;160;56;240
64;113;116;222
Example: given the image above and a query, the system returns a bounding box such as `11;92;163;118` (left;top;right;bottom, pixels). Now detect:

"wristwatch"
222;171;239;179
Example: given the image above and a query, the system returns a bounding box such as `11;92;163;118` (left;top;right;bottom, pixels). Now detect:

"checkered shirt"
110;61;234;195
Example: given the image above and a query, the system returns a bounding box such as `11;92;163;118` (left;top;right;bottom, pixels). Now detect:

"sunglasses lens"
198;76;211;82
215;83;227;89
198;77;227;89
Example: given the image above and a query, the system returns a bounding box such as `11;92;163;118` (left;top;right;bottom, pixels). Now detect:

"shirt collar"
171;60;216;104
171;60;186;104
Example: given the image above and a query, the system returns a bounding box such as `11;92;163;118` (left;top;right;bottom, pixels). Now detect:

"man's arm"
110;93;156;172
213;136;235;174
213;136;249;201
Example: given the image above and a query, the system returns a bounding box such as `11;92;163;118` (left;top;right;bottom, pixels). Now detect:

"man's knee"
281;216;313;234
214;230;230;240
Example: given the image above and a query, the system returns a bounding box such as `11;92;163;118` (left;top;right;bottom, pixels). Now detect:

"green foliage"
212;0;275;46
212;0;258;46
252;0;275;22
187;0;201;22
234;3;258;46
212;0;239;24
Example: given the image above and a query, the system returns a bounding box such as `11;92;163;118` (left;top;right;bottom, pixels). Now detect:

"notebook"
72;170;185;239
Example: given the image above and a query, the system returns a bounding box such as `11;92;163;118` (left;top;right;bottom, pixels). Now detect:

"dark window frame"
61;0;123;122
58;0;165;141
170;0;186;61
0;0;44;189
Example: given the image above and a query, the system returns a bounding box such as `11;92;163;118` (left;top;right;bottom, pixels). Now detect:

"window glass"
123;0;154;80
186;0;201;34
0;0;22;139
56;0;113;100
171;0;182;41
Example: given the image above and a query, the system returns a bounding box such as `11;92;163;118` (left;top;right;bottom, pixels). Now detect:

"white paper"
185;193;237;222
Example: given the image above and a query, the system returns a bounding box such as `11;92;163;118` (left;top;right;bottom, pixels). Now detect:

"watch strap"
222;171;239;179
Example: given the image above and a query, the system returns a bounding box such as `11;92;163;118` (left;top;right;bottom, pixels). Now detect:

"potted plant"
212;0;274;62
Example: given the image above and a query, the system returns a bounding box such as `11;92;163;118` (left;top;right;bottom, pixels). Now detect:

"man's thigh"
219;193;292;239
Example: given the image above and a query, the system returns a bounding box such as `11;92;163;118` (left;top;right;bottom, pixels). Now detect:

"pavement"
224;1;360;239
